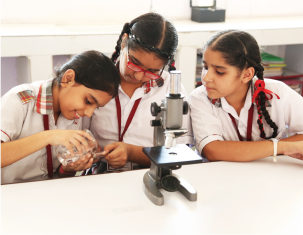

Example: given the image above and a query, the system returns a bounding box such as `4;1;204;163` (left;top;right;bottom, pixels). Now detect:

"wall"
285;44;303;74
1;58;19;95
1;55;68;95
1;0;303;95
1;0;303;25
222;0;303;19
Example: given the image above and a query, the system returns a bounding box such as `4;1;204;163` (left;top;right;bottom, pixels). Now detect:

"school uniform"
83;71;194;172
1;80;81;184
188;78;303;161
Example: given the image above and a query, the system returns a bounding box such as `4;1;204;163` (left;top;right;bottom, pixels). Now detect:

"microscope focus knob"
151;102;161;117
183;101;189;115
150;120;161;127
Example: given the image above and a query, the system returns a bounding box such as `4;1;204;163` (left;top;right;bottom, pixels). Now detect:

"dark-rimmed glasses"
126;45;164;80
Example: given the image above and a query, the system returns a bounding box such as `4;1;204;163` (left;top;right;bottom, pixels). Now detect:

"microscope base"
143;168;197;206
143;171;164;206
172;173;197;201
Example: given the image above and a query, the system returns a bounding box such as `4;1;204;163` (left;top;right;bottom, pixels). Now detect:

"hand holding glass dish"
55;129;107;166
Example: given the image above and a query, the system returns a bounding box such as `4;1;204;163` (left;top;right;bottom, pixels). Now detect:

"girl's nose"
202;68;212;83
134;71;144;81
84;107;95;118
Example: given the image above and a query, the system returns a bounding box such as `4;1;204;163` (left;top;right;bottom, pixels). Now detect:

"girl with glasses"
1;51;120;184
83;13;192;174
189;30;303;163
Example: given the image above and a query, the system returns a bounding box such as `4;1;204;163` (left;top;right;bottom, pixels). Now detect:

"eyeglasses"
126;45;164;80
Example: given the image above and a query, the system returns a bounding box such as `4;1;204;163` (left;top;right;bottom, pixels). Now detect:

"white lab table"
2;156;303;234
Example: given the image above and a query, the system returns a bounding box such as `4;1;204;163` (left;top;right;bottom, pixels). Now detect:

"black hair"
111;13;178;72
55;50;120;97
205;30;278;139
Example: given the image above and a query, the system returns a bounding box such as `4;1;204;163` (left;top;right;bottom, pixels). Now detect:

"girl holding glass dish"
1;51;120;184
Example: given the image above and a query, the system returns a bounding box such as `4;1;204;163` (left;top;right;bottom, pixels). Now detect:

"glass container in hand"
55;129;98;166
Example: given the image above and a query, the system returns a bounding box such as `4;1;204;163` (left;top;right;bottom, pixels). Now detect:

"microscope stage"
143;144;203;167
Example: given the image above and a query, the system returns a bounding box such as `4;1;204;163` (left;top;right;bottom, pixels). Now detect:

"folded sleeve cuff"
1;130;11;142
197;134;224;155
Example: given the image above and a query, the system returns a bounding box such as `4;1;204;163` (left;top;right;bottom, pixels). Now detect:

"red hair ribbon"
252;80;280;102
171;62;175;67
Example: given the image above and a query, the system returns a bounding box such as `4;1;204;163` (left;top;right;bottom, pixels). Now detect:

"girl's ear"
61;69;76;88
241;67;255;84
121;33;128;50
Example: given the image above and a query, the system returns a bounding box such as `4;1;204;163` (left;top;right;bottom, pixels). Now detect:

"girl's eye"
203;66;208;70
149;71;158;75
216;71;224;75
86;98;91;105
130;57;139;65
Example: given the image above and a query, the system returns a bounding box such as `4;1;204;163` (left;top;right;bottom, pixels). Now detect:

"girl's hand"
104;142;129;169
92;144;104;164
48;129;93;155
281;141;303;160
62;153;94;172
289;153;303;160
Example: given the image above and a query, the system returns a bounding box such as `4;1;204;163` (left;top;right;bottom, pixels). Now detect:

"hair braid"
111;23;131;63
244;56;267;138
111;14;146;63
246;57;278;139
256;98;266;138
256;64;278;138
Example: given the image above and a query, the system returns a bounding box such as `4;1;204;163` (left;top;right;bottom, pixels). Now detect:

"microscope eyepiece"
169;70;182;95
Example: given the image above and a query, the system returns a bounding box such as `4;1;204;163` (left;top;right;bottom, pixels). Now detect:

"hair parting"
111;13;178;72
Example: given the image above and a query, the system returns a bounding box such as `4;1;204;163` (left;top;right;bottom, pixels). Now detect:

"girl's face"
202;48;250;100
119;45;166;86
58;70;113;120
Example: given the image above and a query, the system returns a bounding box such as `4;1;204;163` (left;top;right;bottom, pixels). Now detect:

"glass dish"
55;129;105;166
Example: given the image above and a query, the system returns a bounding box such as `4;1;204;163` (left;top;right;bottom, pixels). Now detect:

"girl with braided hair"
83;13;192;174
189;30;303;162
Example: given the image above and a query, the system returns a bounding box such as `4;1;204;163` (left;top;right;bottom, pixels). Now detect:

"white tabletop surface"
2;156;303;234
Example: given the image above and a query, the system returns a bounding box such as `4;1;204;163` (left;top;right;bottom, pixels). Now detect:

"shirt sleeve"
188;88;224;156
1;91;27;142
281;83;303;136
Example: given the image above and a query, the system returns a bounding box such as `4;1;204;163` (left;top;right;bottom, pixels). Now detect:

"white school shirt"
1;80;81;184
188;78;303;160
83;71;194;167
